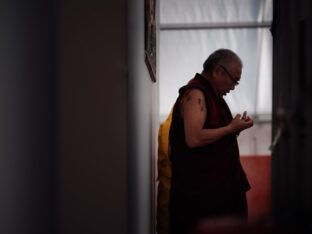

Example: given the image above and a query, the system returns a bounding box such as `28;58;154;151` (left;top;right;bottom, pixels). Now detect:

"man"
168;49;254;234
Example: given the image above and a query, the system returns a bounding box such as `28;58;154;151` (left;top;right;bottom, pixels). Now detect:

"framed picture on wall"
144;0;156;82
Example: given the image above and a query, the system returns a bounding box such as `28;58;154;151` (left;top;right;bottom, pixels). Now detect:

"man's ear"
212;65;221;78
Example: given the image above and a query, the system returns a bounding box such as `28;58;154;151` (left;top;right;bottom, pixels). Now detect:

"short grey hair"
203;49;242;73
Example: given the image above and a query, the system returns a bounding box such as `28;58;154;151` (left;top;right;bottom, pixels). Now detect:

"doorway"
157;0;273;224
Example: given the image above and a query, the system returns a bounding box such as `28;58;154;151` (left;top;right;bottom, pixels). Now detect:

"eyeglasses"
219;64;240;86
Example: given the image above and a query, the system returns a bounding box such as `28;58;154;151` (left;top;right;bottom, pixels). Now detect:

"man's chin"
219;91;228;97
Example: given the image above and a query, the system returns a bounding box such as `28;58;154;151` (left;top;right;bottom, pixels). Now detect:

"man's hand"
241;111;252;121
229;111;253;133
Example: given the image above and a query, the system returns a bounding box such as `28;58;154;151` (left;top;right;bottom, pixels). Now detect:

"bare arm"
182;89;253;148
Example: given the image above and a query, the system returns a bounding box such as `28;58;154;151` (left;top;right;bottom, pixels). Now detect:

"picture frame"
144;0;156;82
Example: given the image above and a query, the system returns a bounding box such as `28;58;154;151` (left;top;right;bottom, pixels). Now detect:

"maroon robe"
169;73;250;234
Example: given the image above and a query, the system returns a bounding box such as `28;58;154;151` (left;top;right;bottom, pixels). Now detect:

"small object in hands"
241;111;247;120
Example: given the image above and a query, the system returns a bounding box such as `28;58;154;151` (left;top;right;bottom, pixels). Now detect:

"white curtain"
159;0;273;122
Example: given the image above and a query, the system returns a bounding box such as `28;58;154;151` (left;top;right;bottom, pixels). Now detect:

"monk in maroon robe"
169;49;253;234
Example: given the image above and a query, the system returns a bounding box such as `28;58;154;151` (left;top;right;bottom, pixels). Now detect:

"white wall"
128;0;159;233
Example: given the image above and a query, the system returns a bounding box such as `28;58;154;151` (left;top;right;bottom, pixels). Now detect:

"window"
159;0;273;155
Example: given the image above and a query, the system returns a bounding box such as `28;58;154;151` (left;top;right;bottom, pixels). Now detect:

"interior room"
0;0;311;234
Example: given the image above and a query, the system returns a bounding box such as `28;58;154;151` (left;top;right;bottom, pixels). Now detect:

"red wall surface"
240;156;271;222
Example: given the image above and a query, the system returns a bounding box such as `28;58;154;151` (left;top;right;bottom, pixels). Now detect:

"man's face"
215;62;242;96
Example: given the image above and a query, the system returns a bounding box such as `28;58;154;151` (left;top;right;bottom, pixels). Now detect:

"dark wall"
0;1;56;233
57;0;128;233
272;0;312;231
0;0;131;233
